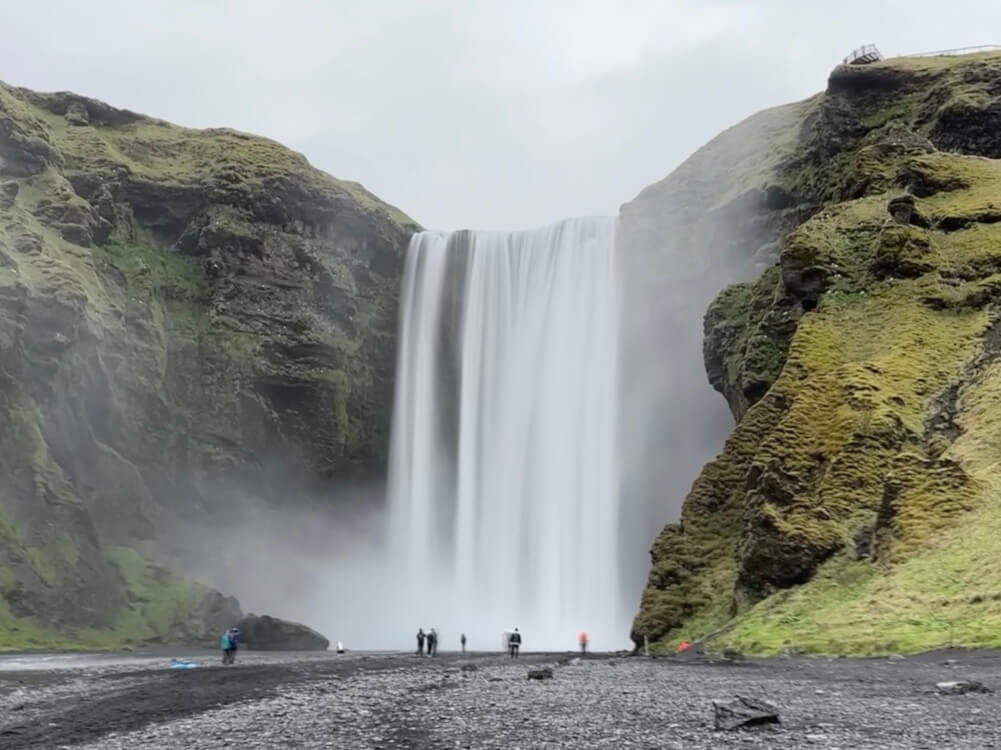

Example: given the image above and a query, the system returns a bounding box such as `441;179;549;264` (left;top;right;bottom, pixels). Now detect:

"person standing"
416;628;426;656
578;631;588;655
460;633;467;654
430;628;438;656
426;628;437;656
222;626;240;665
508;628;521;658
220;629;233;665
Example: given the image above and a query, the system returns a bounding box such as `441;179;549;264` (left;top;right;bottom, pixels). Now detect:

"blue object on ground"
169;659;198;669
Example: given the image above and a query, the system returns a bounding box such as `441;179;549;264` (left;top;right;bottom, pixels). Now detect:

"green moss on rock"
0;79;417;645
634;51;1001;655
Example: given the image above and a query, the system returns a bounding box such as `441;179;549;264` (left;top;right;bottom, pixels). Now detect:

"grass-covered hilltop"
0;82;416;648
631;50;1001;656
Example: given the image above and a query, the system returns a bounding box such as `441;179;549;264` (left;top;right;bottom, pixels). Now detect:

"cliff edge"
633;51;1001;654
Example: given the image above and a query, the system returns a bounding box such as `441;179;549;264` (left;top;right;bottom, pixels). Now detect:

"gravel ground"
2;649;1001;749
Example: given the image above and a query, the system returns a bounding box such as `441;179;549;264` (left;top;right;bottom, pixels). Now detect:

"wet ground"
2;648;1000;748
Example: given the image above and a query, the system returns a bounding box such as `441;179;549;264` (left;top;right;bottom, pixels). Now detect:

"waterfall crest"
387;217;625;650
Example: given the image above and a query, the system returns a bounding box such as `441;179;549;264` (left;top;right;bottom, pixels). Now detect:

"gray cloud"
2;0;999;228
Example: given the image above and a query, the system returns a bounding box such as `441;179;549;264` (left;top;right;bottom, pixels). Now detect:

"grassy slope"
635;51;1001;655
0;548;207;650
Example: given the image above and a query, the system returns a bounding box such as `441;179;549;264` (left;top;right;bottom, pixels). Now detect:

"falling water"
387;217;625;651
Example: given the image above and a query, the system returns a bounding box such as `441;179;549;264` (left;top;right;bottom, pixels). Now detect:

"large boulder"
237;614;330;651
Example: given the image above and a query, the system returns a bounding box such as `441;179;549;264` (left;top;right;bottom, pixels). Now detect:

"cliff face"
633;51;1001;654
615;88;820;607
0;82;415;646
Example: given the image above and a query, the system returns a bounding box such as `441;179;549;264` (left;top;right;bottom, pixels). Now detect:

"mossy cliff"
0;82;415;647
632;51;1001;654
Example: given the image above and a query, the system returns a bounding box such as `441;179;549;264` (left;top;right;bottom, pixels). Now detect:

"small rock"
888;654;905;661
712;696;780;731
936;680;992;695
460;664;478;672
527;667;554;680
723;648;745;662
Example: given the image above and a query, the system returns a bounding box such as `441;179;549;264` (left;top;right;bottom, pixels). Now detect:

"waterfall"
387;217;625;651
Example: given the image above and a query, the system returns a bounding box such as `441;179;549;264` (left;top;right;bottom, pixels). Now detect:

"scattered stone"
888;654;905;661
7;650;1001;748
936;680;992;695
723;648;745;662
712;696;780;731
527;667;554;681
460;664;478;672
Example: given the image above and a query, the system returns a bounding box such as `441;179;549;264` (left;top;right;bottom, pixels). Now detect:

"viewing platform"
843;44;883;65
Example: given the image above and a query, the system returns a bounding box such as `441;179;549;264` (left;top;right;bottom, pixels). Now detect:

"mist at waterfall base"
181;209;743;654
383;217;626;652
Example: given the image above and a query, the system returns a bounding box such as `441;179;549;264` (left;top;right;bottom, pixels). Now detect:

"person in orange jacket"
578;631;588;655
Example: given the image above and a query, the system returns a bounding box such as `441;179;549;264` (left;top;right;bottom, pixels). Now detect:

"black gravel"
2;649;1001;748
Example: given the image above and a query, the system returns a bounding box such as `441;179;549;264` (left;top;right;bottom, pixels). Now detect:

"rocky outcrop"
0;81;416;646
633;51;1001;654
237;614;330;651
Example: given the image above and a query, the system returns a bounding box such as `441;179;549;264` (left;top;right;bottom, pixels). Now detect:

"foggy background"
1;0;999;230
2;0;996;648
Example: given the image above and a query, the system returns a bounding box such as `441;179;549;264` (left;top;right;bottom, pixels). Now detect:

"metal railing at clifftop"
842;43;1001;66
843;44;883;65
906;44;1001;57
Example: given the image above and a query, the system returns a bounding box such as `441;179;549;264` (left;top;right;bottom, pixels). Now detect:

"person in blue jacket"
221;626;240;665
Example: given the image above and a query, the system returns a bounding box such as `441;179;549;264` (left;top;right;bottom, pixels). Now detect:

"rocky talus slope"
633;51;1001;654
0;82;416;647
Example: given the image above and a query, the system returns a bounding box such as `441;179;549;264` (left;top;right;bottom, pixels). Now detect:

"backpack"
220;633;231;650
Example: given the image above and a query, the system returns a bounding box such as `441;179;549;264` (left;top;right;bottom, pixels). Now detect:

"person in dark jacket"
426;628;436;656
416;628;426;656
460;633;467;654
508;628;521;658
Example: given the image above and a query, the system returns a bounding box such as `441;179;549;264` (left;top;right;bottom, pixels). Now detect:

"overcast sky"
2;1;999;230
